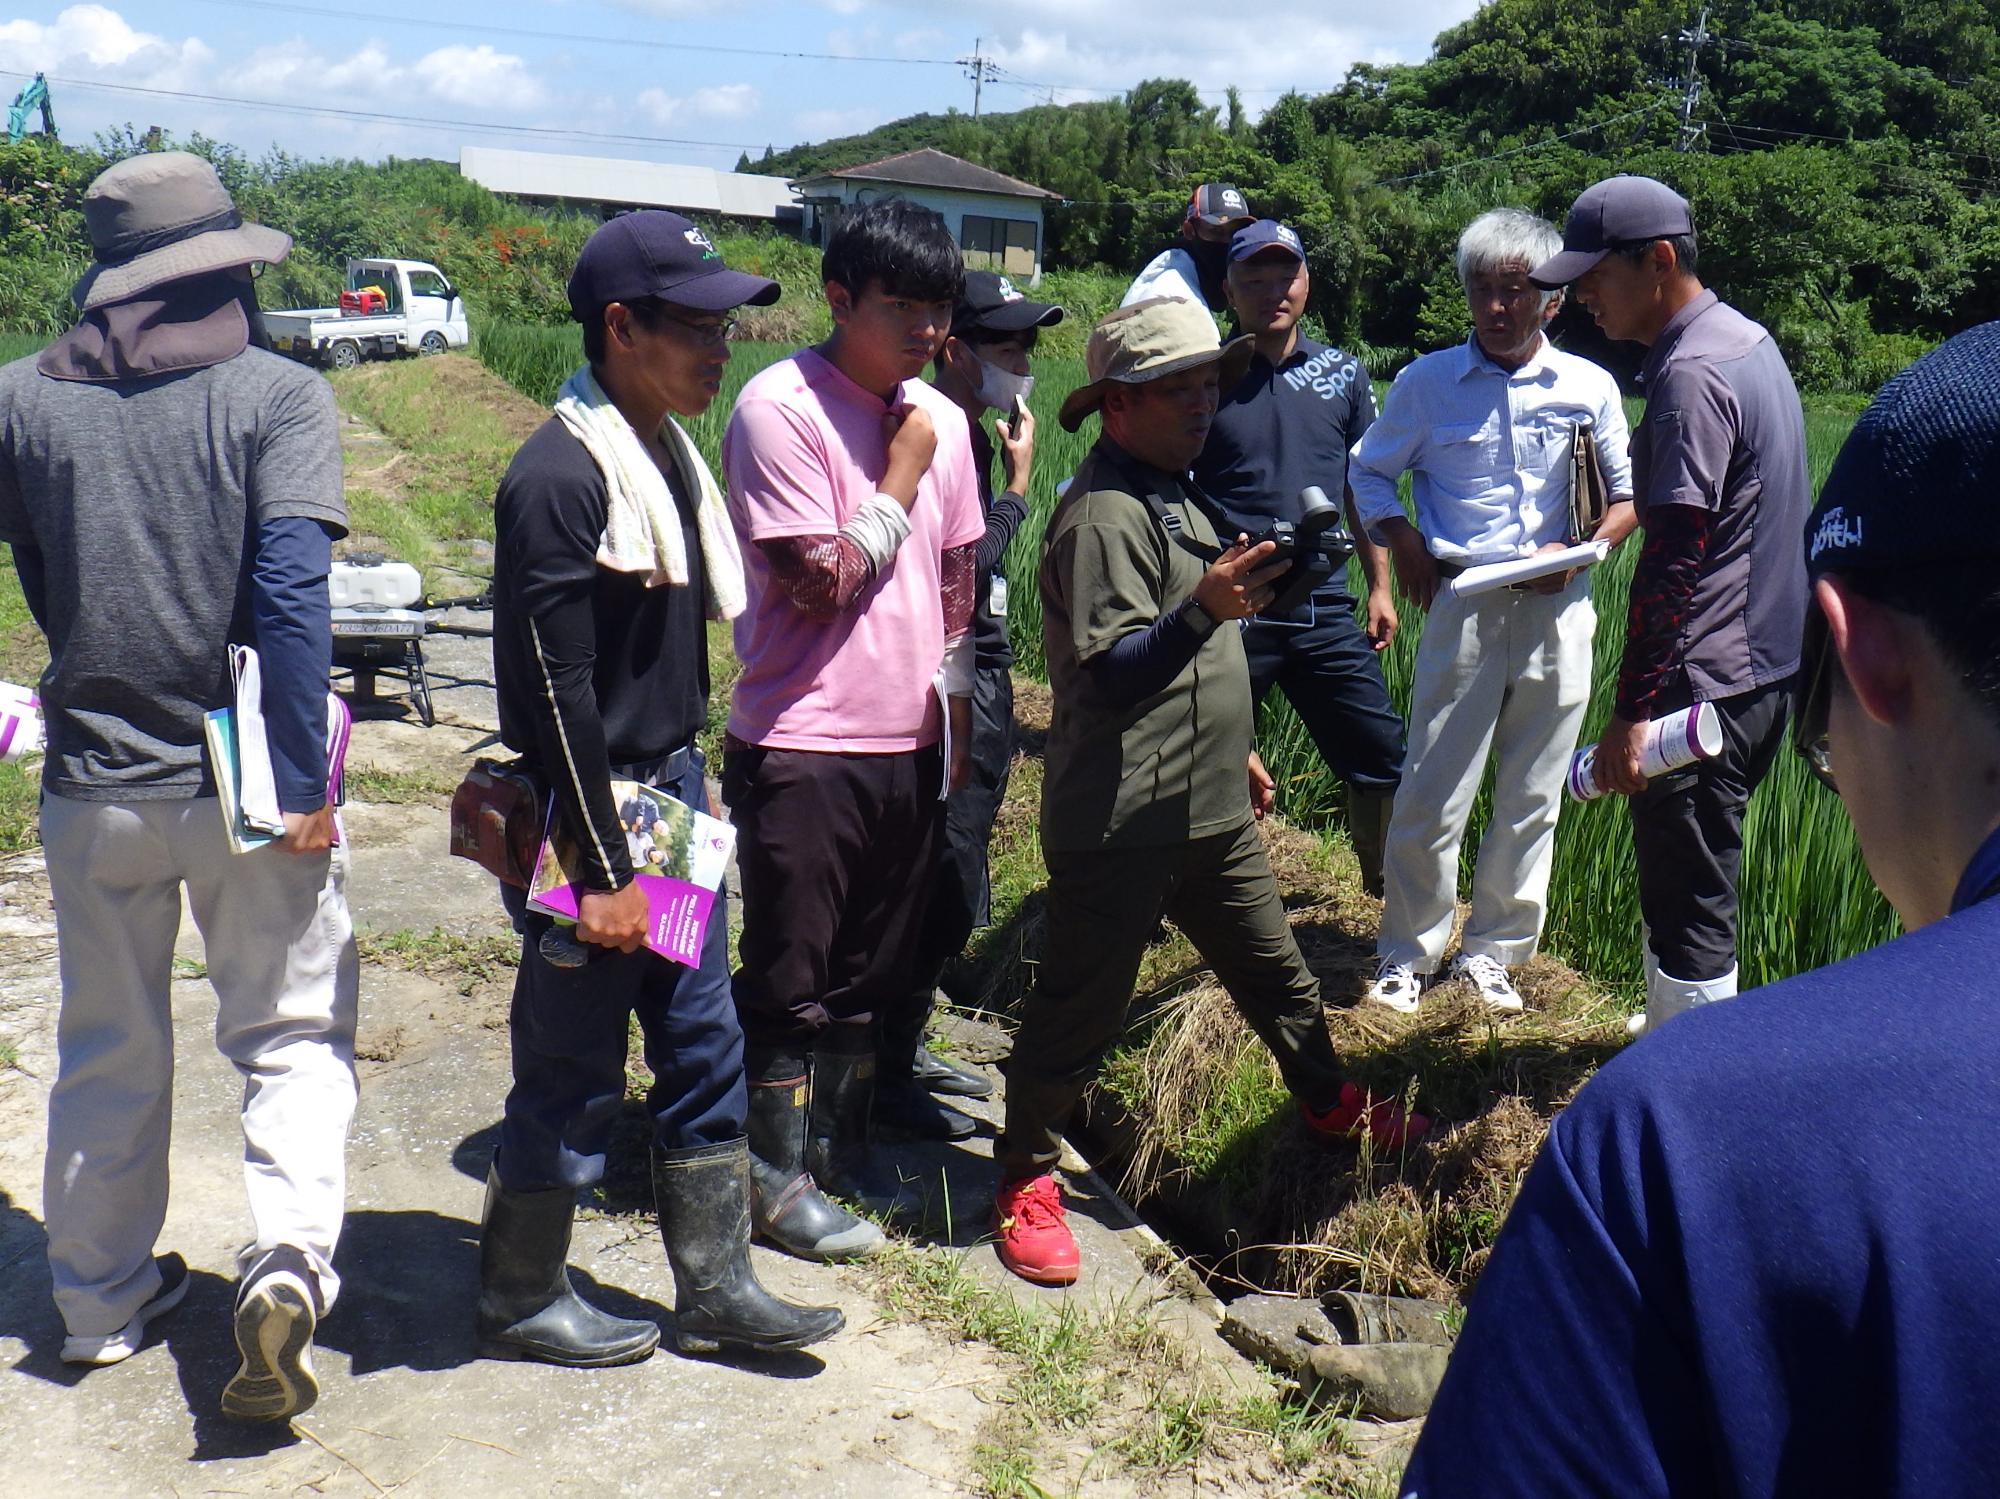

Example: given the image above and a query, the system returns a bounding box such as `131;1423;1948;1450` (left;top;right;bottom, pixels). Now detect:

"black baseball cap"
951;270;1063;338
1230;219;1305;263
1529;176;1696;289
1807;321;2000;578
566;210;780;321
1186;182;1253;228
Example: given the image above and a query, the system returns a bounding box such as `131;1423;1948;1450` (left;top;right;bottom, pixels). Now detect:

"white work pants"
39;793;358;1337
1376;575;1596;971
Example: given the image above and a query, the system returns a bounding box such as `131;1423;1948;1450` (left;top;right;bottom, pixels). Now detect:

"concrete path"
0;616;1263;1498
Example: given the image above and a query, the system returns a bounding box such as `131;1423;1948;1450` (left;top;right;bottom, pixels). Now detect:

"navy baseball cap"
1230;219;1305;263
1529;176;1696;288
952;270;1063;338
1186;182;1253;228
1807;321;2000;577
567;210;779;321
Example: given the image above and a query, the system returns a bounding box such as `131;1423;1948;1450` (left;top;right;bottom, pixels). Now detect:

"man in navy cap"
483;210;843;1368
1530;176;1809;1034
1122;182;1255;313
874;271;1064;1141
1400;321;2000;1499
1193;218;1404;898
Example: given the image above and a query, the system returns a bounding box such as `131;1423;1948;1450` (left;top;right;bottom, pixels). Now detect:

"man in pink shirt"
722;199;983;1257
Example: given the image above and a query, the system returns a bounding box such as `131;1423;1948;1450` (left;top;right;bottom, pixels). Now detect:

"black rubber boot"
807;1026;911;1217
875;1078;977;1141
744;1058;885;1262
475;1165;660;1367
1347;787;1395;899
653;1139;845;1355
910;1045;994;1099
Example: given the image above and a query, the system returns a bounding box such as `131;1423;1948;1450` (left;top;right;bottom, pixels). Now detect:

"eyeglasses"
656;309;738;346
1792;597;1837;791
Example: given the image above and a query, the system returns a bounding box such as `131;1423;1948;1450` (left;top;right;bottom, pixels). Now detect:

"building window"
962;214;1037;276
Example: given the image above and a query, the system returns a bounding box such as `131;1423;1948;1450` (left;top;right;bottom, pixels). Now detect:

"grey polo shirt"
1631;291;1810;701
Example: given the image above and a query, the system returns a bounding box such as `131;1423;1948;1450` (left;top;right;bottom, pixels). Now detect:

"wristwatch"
1176;595;1220;637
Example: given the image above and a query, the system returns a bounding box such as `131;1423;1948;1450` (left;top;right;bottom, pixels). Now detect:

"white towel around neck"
552;364;746;620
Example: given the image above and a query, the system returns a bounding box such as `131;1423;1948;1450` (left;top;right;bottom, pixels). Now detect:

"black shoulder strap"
1097;445;1223;564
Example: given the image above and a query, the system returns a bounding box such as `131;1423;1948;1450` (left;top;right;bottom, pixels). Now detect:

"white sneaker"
1362;958;1423;1014
60;1253;190;1365
1450;952;1524;1012
1625;1011;1650;1038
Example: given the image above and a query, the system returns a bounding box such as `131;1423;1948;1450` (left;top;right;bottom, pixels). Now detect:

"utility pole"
958;37;999;117
1675;5;1711;152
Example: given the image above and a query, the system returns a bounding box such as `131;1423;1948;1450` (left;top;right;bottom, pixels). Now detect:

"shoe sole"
998;1253;1080;1287
675;1311;845;1356
475;1334;659;1367
60;1264;192;1366
221;1279;319;1422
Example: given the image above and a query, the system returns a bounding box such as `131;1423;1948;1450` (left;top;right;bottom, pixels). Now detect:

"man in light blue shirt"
1349;208;1635;1012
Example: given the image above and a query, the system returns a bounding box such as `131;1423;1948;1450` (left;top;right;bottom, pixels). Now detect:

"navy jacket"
1402;827;2000;1498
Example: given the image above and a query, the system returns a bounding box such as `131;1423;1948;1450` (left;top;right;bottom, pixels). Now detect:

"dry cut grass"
1098;815;1626;1309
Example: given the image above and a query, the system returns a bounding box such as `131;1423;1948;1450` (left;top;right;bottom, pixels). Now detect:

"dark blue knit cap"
1807;321;2000;576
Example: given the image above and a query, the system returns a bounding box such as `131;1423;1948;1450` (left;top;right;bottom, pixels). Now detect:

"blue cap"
1808;321;2000;575
566;210;779;322
1229;219;1305;263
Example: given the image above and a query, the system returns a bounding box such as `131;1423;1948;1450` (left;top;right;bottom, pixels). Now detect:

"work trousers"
997;816;1346;1179
1630;679;1791;982
882;665;1016;1079
726;741;944;1059
1377;575;1597;971
40;792;358;1337
497;747;747;1192
1240;585;1406;794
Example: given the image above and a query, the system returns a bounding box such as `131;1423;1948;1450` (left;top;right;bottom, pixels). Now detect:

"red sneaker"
993;1174;1080;1286
1303;1082;1430;1151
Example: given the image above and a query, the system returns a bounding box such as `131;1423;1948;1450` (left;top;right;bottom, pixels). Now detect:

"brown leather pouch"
448;758;547;889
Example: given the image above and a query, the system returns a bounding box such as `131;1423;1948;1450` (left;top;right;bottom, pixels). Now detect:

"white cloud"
638;82;760;127
412;44;547;109
821;0;868;15
0;3;212;90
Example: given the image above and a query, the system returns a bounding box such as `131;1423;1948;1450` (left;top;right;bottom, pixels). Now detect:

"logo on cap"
1277;225;1302;251
683;226;720;260
996;277;1023;302
1810;507;1865;561
1222;189;1246;212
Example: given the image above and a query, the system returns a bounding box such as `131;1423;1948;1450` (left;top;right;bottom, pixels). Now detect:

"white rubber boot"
1626;933;1662;1038
1645;963;1738;1031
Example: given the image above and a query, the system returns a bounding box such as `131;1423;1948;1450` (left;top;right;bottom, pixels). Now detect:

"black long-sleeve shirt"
493;419;708;891
967;421;1028;669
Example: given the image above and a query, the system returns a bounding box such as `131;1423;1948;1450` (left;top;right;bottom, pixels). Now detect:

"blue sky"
2;1;1482;172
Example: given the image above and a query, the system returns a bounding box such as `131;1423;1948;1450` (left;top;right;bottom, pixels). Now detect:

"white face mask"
966;351;1034;414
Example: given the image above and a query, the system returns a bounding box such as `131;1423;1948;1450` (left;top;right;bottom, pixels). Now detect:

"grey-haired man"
0;152;353;1420
1350;208;1635;1014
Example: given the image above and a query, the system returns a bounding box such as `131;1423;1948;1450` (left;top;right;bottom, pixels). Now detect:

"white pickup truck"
265;257;471;370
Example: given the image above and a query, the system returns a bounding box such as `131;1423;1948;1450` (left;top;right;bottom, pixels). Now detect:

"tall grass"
476;330;1895;991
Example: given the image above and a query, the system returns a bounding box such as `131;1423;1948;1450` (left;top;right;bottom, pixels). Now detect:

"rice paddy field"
476;323;1891;997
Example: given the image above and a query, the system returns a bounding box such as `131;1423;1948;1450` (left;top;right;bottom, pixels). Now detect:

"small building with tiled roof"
792;148;1060;284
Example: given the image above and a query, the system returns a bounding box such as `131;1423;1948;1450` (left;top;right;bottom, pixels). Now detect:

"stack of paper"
202;645;352;853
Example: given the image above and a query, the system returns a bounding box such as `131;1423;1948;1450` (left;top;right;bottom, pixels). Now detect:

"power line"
1374;102;1670;185
182;0;963;67
0;69;760;153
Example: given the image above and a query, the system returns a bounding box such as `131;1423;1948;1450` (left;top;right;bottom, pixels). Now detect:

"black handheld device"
1250;486;1356;617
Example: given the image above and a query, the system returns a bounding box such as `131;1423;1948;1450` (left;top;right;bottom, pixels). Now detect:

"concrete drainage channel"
1062;1081;1458;1426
